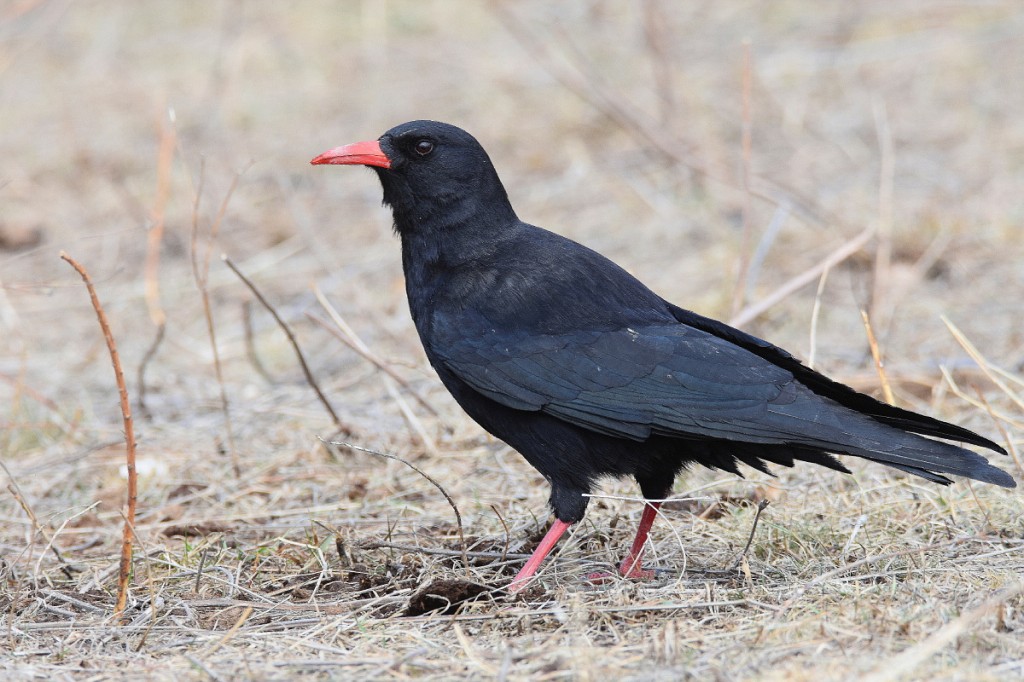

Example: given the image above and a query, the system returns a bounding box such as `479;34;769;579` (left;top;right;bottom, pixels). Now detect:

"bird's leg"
617;501;661;578
508;519;571;593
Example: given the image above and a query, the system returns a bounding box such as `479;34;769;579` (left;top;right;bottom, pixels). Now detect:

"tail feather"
850;438;1016;488
673;304;1010;457
820;409;1016;488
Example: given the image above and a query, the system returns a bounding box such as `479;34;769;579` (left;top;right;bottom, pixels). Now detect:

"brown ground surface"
2;2;1022;680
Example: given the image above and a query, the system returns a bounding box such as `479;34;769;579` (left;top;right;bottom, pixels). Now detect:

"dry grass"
2;2;1023;680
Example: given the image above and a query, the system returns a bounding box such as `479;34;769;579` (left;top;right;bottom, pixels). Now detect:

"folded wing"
438;319;1015;488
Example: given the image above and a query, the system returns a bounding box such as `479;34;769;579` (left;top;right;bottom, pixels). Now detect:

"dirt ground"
2;2;1022;680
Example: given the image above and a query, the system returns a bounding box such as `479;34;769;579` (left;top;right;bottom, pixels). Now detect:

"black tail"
674;305;1010;457
698;437;1014;489
810;407;1015;488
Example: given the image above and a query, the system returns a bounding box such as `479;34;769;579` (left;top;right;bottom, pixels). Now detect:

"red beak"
310;140;391;168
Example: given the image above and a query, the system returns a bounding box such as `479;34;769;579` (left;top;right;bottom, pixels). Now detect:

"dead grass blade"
725;499;769;572
322;439;467;570
861;309;895;405
939;367;1024;430
732;40;754;317
973;387;1024;479
59;251;138;622
0;459;74;581
222;255;347;432
309;287;441;453
202;605;254;657
188;159;245;477
806;264;832;369
730;225;875;328
870;98;894;333
862;582;1024;682
137;108;175;415
942;315;1024;414
309;285;439;417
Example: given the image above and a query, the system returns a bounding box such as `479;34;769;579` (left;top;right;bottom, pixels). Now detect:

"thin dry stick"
725;500;769;572
138;109;176;415
732;40;754;317
322;439;467;570
136;324;164;419
0;371;62;415
973;388;1024;479
870;98;894;333
60;252;138;622
774;536;966;620
731;225;875;328
242;300;274;383
306;304;437;452
939;367;1024;429
942;316;1024;413
309;285;439;416
195;547;211;594
806;265;832;369
203;605;254;657
861;583;1024;682
490;504;511;565
861;309;895;405
189;161;242;477
222;255;345;430
305;311;438;418
144;109;176;325
0;460;72;580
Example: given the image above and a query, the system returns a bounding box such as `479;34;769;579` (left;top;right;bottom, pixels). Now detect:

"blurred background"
4;1;1022;380
4;0;1024;534
1;1;1023;675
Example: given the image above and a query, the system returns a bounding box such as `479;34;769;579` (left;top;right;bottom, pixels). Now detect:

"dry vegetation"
2;1;1023;680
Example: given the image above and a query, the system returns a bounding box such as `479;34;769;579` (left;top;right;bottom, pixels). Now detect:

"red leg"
617;501;661;578
508;519;571;593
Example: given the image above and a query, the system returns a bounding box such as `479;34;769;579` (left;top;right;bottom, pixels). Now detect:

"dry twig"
188;160;245;477
322;439;467;570
60;251;138;622
309;285;439;416
222;255;346;431
725;500;770;572
861;309;895;405
862;583;1024;682
730;225;875;328
732;40;754;316
138;108;176;415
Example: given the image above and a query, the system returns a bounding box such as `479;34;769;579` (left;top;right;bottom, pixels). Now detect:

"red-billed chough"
312;120;1015;592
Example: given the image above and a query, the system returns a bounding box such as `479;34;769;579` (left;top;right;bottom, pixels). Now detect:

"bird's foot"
584;557;664;585
619;564;658;580
617;552;657;579
584;570;618;585
583;568;665;585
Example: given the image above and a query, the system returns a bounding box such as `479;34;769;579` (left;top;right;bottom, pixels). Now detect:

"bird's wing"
435;316;1015;487
666;303;1008;454
437;319;818;442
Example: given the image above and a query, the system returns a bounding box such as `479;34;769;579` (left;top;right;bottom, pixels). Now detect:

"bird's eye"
414;139;434;156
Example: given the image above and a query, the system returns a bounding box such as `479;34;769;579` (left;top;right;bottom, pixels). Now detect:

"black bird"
312;120;1015;591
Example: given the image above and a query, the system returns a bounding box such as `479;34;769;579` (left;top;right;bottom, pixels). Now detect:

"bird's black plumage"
313;120;1014;588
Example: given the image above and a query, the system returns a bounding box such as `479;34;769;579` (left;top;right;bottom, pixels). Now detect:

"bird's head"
311;120;515;235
